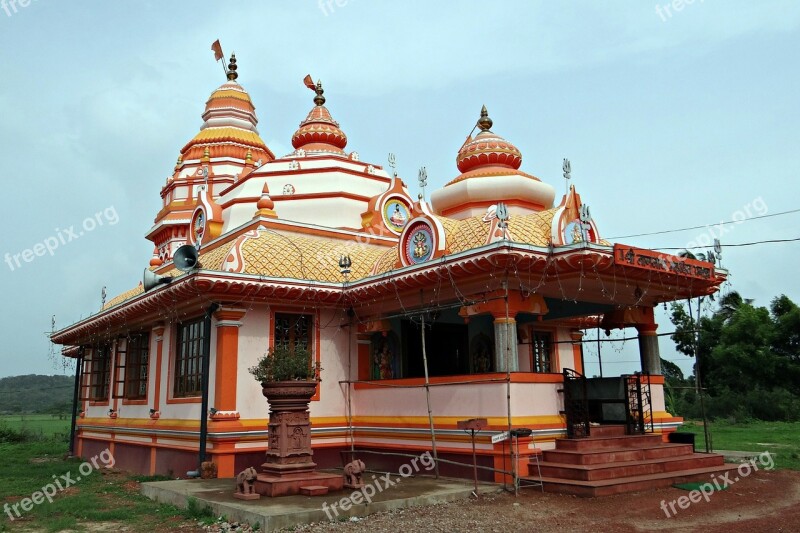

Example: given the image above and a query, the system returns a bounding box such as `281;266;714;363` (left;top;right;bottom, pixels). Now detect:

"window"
83;345;111;402
122;334;150;399
174;318;206;398
531;331;554;373
273;313;313;352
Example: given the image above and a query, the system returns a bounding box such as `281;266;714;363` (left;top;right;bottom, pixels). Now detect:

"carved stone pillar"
494;316;519;372
260;382;317;476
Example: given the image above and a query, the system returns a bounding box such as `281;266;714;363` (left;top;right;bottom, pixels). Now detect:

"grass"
676;420;800;470
0;414;71;438
0;428;214;532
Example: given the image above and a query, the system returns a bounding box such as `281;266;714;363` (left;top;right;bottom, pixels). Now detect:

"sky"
0;1;798;379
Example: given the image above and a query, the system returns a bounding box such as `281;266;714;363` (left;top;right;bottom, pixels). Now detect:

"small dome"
456;106;521;173
201;80;258;132
291;80;347;154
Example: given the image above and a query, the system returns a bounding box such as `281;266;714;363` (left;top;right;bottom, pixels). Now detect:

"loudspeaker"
173;244;200;272
143;269;173;291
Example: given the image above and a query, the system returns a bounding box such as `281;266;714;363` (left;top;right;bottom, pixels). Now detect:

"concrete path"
142;471;501;532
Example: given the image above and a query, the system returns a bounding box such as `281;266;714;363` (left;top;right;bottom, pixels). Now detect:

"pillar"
210;307;246;478
493;316;519;372
569;330;584;375
212;307;247;415
151;324;165;418
636;323;662;375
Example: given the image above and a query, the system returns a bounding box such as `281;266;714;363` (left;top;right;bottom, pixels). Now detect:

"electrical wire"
607;207;800;240
651;236;800;251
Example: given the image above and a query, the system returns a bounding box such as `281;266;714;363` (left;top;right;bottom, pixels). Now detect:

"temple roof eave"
51;271;347;346
53;238;725;347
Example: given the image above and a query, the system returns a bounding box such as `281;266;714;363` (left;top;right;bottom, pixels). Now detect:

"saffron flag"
211;40;224;62
303;74;316;91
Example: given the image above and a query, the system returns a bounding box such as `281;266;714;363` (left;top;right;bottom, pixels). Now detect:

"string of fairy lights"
48;191;799;404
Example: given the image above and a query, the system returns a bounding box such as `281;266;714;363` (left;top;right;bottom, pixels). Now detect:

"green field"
0;433;216;532
0;415;71;438
676;420;800;470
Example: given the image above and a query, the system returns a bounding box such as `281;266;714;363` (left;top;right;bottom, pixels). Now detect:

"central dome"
430;106;556;220
456;106;522;173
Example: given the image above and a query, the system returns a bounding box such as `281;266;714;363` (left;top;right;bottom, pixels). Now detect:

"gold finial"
477;105;493;131
314;80;325;106
226;53;238;81
175;155;183;169
245;149;252;162
202;147;211;162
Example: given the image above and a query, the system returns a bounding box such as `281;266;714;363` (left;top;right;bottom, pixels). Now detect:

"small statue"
343;459;366;488
234;467;260;500
200;461;217;479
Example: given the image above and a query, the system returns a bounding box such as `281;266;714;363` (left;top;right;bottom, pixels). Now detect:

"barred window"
273;313;313;352
531;331;554;373
82;345;111;402
124;334;150;399
174;318;205;398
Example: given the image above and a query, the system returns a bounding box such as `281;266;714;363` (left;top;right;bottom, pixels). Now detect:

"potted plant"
249;344;320;406
249;344;318;383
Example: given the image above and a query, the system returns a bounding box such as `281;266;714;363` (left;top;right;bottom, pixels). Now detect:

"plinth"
254;381;343;497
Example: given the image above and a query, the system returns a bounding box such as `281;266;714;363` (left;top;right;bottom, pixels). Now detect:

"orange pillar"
151;324;165;416
570;330;584;374
211;307;246;478
213;307;247;413
149;324;165;476
357;333;372;381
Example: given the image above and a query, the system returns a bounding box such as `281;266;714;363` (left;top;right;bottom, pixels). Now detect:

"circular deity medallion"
382;198;410;234
403;221;435;265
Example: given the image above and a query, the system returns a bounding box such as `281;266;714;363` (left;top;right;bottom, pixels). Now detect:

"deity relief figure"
389;204;406;228
413;232;429;258
370;332;401;379
291;427;304;449
379;344;393;379
471;334;492;373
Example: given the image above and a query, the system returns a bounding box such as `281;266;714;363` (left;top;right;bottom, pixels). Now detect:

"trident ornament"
418;166;428;200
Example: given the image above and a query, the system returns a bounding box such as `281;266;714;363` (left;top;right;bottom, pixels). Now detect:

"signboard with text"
614;245;713;280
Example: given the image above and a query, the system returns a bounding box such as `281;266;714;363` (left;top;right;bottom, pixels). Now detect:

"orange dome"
456;106;522;173
179;55;274;162
292;105;348;151
291;80;347;154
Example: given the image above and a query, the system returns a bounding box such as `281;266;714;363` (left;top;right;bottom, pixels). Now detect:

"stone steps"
530;425;734;497
539;453;724;481
543;443;694;465
532;464;739;497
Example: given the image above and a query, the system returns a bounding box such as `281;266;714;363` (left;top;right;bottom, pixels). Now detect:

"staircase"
525;425;738;497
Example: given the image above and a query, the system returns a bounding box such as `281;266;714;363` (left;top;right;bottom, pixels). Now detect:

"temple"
51;54;728;492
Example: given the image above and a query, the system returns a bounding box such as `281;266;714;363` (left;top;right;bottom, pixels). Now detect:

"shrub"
248;345;317;382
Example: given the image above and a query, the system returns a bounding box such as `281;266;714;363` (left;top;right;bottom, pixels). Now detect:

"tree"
668;292;800;421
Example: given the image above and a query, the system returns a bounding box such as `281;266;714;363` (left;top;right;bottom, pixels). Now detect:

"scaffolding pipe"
420;313;440;478
346;312;355;453
503;280;514;494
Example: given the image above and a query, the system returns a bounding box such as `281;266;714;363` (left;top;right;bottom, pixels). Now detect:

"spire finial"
226;53;238;81
477;105;493;131
314;79;325;106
